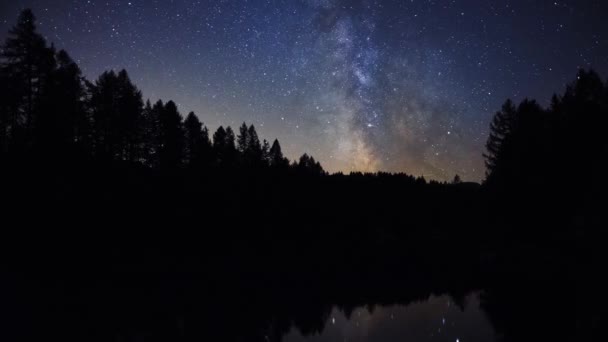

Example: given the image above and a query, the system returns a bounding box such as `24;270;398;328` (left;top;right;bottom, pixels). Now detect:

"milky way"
1;0;607;181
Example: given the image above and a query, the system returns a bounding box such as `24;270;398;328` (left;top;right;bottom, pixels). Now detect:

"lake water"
284;293;496;342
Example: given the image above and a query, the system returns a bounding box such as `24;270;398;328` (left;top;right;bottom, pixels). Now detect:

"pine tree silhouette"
1;9;56;152
269;139;289;169
483;99;517;186
158;100;184;170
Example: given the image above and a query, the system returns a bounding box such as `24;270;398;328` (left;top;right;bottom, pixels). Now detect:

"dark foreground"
0;160;590;342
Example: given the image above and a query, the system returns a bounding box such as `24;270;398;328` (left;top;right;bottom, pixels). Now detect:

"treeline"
2;8;604;228
483;68;607;230
480;69;607;342
0;9;323;176
485;69;608;190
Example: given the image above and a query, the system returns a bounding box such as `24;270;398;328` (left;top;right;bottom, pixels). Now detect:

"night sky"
1;1;607;181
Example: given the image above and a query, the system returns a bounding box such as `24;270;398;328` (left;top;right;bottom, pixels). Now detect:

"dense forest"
0;9;602;342
0;10;323;175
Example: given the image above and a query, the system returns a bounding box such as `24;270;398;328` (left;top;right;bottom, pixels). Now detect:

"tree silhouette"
140;100;155;166
88;70;144;162
296;153;324;176
39;50;90;154
213;126;236;168
158;100;184;170
247;125;262;159
483;99;517;187
212;126;227;155
262;139;271;166
269;139;289;169
183;112;212;169
0;10;333;175
237;123;265;168
511;99;546;186
481;68;608;243
237;122;249;154
1;9;56;152
0;68;12;155
141;100;165;167
224;126;238;167
117;70;145;162
184;112;203;167
560;70;607;174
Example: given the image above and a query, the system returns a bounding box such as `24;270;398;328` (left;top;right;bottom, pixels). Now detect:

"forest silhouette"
0;9;601;342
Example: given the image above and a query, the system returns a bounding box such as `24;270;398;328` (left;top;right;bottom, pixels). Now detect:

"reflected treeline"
0;9;597;342
4;240;482;342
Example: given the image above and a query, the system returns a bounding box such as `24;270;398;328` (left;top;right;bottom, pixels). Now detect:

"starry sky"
1;0;607;181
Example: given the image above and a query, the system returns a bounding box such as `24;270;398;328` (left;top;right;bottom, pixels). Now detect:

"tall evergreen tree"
141;100;165;167
483;99;517;184
199;122;213;168
212;126;238;168
244;124;262;167
247;125;261;153
158;100;184;170
89;70;143;161
56;50;90;151
559;69;608;185
237;122;249;153
213;126;227;150
269;139;289;168
116;70;144;162
225;126;236;152
213;126;227;167
262;139;271;165
224;126;238;167
184;112;207;168
0;64;17;155
140;100;154;165
37;50;89;153
0;9;56;151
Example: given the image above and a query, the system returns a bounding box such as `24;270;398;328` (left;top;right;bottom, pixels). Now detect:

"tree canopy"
0;9;324;176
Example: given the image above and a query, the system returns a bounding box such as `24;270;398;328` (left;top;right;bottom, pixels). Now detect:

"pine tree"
237;122;249;153
39;50;89;153
269;139;288;168
89;70;143;161
1;9;56;150
199;123;212;168
116;70;144;162
0;69;11;154
262;139;270;165
140;100;155;165
184;112;203;167
225;126;236;151
213;126;228;167
158;100;184;170
89;70;119;159
483;99;517;183
247;125;261;153
246;124;262;166
213;126;227;150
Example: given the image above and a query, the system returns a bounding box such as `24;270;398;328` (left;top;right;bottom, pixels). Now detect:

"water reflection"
285;293;495;342
3;240;573;342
